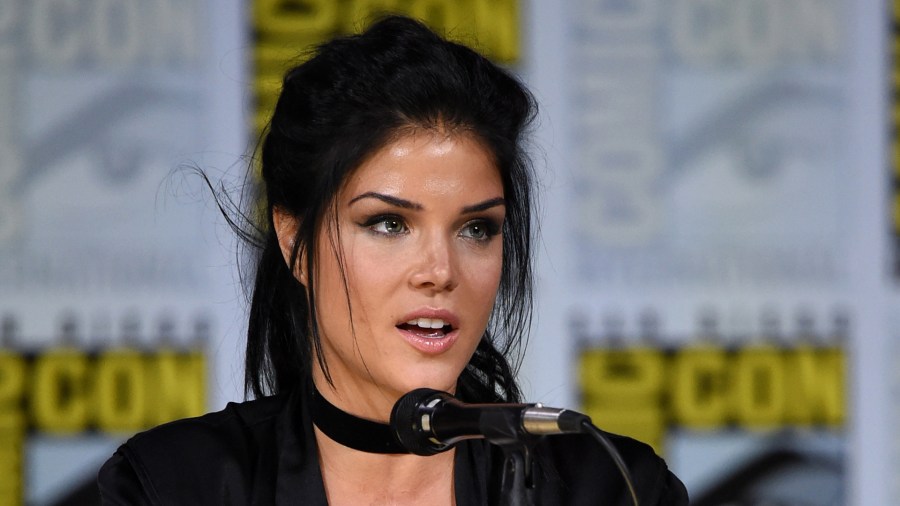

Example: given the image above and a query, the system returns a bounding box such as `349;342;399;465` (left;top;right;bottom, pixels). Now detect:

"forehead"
340;131;502;200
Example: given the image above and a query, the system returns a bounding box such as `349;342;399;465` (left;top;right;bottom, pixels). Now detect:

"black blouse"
97;390;688;505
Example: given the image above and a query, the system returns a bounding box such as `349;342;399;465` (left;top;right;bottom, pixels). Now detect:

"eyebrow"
461;197;506;214
348;192;422;210
348;192;505;213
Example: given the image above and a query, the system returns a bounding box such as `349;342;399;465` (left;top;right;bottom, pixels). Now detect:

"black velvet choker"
310;386;410;454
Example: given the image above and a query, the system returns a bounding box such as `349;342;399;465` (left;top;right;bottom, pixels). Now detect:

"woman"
98;16;687;505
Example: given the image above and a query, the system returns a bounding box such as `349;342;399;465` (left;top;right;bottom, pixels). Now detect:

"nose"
409;234;458;293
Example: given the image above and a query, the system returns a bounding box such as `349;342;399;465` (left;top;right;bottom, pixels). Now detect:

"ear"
273;207;307;285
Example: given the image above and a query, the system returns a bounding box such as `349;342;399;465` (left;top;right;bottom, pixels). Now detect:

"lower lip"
397;327;460;355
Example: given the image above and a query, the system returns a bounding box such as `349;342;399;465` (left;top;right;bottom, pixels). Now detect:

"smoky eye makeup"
460;217;502;241
357;213;409;236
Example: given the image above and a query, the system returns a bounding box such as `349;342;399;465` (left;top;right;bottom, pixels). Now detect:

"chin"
392;368;462;396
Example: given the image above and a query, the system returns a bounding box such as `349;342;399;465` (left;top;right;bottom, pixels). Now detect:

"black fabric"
310;385;409;454
97;391;689;505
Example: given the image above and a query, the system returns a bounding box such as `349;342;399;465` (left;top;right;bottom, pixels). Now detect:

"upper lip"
397;308;460;329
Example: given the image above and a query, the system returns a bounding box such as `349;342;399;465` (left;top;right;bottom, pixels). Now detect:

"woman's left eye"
460;219;500;241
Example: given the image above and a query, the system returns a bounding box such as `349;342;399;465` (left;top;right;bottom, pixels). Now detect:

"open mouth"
397;317;454;339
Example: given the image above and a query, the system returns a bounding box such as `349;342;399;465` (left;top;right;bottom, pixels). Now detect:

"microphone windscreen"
390;388;448;456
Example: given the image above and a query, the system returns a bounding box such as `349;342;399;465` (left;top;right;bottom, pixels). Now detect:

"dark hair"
245;15;536;404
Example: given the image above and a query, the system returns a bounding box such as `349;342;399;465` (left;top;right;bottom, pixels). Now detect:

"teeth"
405;318;448;329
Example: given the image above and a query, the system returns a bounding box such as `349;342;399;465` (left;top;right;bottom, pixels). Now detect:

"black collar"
310;386;410;454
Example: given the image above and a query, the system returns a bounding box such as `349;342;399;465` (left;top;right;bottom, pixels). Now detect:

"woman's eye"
461;220;499;241
367;216;407;235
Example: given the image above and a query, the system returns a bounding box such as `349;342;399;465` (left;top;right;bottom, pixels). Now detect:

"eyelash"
359;215;502;242
361;214;408;235
460;219;501;241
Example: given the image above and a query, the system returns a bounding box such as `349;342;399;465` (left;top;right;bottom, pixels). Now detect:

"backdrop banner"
559;1;849;504
1;1;890;505
0;1;242;504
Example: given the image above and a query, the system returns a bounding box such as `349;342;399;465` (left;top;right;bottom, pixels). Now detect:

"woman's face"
280;130;505;418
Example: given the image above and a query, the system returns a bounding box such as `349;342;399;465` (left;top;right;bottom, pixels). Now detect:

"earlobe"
273;207;307;285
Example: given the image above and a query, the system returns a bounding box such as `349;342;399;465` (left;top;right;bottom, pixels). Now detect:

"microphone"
390;388;592;456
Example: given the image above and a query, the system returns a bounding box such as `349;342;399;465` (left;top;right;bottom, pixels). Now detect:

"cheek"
463;248;504;310
311;248;349;334
336;240;400;318
311;236;381;335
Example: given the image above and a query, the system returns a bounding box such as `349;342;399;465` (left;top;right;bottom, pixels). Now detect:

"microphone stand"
480;410;538;506
498;443;536;506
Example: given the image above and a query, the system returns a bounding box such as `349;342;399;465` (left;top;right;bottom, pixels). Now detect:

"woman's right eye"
364;215;408;235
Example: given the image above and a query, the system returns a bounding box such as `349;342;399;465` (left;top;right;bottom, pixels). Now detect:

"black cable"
581;419;639;506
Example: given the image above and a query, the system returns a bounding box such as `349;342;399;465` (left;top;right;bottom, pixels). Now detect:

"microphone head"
390;388;452;456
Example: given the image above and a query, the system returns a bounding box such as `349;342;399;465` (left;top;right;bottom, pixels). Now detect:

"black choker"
310;386;410;454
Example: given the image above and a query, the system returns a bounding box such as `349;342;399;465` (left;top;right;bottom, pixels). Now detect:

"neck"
314;425;457;505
